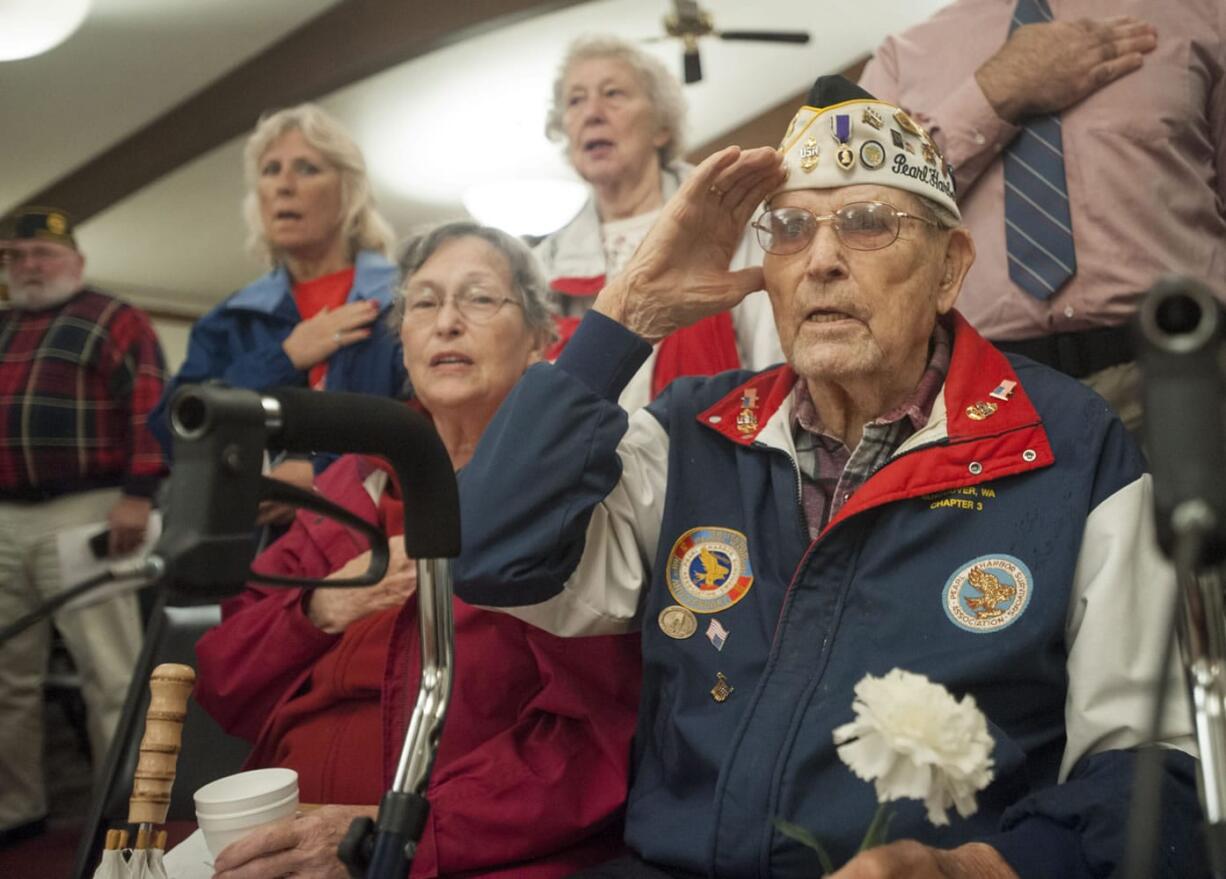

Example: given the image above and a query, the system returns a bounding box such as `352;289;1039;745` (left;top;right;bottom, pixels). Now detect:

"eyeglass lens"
404;288;508;323
755;203;903;254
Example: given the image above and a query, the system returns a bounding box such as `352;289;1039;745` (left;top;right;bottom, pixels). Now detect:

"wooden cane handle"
128;662;195;824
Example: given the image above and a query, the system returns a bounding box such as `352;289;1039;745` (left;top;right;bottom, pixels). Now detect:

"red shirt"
292;267;354;389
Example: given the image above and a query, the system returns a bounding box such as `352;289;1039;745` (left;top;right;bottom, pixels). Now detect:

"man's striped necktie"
1003;0;1077;300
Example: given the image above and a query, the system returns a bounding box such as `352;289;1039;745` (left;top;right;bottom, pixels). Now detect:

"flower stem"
772;817;836;875
858;803;894;852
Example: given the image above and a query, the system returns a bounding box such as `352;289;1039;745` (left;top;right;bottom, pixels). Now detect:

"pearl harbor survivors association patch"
666;526;754;613
943;554;1032;633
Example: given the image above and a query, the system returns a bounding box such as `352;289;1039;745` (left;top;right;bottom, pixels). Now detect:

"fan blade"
718;31;811;44
683;48;702;84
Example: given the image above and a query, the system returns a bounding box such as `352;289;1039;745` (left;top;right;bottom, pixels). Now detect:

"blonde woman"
151;104;406;495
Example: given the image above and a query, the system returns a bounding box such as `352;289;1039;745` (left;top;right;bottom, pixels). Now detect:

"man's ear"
936;227;974;315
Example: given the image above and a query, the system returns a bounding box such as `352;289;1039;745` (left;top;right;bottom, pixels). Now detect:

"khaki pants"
0;488;142;830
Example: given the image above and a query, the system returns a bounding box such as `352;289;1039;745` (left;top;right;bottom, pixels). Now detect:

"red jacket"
195;455;640;878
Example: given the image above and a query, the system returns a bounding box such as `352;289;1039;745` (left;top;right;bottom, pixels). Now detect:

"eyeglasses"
402;287;523;325
752;202;940;255
1;245;73;267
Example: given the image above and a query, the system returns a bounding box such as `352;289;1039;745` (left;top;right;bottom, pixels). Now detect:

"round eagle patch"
943;554;1032;633
666;526;754;613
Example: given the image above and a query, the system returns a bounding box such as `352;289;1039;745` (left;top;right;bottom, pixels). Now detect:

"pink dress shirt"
861;0;1226;341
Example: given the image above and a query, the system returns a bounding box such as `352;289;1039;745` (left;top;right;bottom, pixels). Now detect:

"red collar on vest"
695;312;1055;525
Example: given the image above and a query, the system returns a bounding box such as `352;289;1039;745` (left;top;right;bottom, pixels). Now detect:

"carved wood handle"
128;662;195;825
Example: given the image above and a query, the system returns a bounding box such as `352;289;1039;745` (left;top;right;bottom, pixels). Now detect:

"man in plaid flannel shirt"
0;207;168;845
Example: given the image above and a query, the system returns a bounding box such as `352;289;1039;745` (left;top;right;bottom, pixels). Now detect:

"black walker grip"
266;387;461;559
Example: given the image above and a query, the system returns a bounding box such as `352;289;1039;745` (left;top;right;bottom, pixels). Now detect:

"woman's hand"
210;804;376;879
282;300;380;370
307;535;416;634
594;145;787;344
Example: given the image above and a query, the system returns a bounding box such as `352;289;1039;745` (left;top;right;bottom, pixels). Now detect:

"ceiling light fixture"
463;180;589;238
0;0;91;62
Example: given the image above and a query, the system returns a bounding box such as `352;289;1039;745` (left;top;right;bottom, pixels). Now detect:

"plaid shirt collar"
792;318;953;536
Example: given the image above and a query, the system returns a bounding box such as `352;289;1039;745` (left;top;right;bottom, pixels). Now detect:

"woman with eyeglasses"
149;104;407;516
536;35;782;411
194;222;640;879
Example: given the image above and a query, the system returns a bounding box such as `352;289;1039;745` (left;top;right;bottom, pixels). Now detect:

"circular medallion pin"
666;526;755;613
859;140;886;170
658;604;698;639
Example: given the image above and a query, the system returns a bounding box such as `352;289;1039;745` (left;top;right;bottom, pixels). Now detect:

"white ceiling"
3;0;952;319
0;0;343;210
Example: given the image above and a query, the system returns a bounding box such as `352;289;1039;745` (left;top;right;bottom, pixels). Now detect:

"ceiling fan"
661;0;811;84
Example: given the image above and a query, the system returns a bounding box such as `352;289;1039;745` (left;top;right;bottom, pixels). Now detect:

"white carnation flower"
832;668;995;827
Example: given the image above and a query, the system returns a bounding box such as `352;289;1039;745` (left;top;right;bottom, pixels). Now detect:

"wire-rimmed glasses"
401;287;523;324
752;201;939;255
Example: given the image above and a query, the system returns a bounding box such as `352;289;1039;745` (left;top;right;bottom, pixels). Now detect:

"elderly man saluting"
454;77;1204;878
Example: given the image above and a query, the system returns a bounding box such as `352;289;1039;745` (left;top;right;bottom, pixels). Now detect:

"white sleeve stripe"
481;412;670;638
1062;473;1196;780
470;592;639;637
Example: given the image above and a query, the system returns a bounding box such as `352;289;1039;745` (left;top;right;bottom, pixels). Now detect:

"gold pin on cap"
799;137;820;173
711;672;734;703
895;110;923;137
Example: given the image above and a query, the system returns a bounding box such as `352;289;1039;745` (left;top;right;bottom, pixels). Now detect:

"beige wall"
150;316;192;374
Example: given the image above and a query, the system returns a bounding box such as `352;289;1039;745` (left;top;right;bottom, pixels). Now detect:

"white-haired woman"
150;104;406;496
195;222;639;879
537;35;781;410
